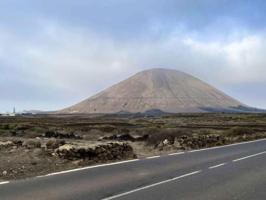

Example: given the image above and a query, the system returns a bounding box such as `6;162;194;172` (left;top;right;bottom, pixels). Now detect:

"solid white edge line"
32;138;266;178
41;159;140;177
0;181;9;185
188;138;266;153
208;163;226;169
233;151;266;162
146;156;160;159
102;170;202;200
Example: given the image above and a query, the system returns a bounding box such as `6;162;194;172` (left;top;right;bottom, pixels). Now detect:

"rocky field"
1;113;266;181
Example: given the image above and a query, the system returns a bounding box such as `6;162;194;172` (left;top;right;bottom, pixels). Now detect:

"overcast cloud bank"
0;0;266;111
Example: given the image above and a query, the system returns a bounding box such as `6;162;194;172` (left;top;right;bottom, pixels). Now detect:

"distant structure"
8;107;16;116
1;107;17;117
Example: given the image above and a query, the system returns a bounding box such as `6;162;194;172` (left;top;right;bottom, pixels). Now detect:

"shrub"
22;139;41;149
196;129;221;136
2;124;10;130
225;127;255;137
46;139;65;149
15;124;31;131
145;129;189;146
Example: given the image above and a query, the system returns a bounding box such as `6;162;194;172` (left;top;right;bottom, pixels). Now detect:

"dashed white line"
189;149;207;153
0;181;9;185
233;151;266;162
102;170;202;200
23;138;266;179
168;152;185;156
208;163;226;169
146;155;160;159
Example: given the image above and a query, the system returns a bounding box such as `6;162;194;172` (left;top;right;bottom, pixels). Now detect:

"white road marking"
188;138;266;153
40;159;139;177
189;149;204;153
0;181;9;185
233;151;266;162
168;152;185;156
146;156;160;159
33;138;266;178
102;170;202;200
208;163;226;169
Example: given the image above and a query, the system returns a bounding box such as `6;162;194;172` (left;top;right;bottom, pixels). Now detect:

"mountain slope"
60;68;245;113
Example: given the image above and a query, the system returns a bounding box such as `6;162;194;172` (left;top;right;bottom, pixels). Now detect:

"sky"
0;0;266;112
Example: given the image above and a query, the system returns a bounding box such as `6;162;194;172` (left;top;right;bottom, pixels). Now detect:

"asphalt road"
1;139;266;200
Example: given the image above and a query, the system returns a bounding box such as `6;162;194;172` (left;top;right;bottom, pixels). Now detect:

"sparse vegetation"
225;126;255;136
0;113;266;181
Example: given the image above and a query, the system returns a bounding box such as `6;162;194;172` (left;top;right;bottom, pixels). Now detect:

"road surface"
1;139;266;200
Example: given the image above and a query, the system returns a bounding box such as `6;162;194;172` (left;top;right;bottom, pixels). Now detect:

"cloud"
1;0;266;40
182;34;266;84
1;1;266;111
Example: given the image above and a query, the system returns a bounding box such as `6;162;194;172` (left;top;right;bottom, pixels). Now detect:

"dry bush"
145;128;190;146
225;127;255;137
196;129;221;136
22;139;41;149
14;124;32;131
98;126;117;133
82;129;107;141
1;124;10;130
46;139;65;149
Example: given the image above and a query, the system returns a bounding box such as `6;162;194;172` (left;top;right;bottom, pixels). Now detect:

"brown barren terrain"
1;113;266;181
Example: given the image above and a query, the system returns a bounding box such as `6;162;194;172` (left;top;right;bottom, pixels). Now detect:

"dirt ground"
1;113;266;181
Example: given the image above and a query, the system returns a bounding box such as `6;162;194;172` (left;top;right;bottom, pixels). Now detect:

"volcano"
60;68;250;114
